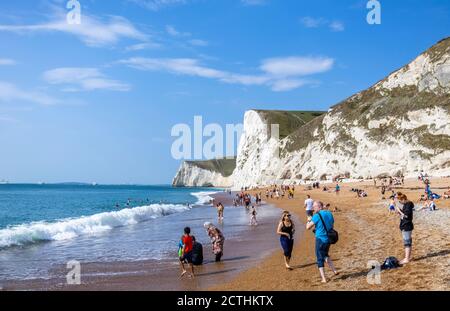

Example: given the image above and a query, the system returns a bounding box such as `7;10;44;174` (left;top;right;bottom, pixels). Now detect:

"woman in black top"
396;193;414;264
277;212;295;270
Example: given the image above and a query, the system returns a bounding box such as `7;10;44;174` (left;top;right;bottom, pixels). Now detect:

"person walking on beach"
216;203;225;221
304;195;314;217
306;201;339;283
277;212;295;270
204;222;225;262
395;193;414;265
179;227;195;278
335;183;341;195
250;206;258;226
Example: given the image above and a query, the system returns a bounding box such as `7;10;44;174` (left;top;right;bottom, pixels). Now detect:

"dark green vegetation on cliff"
186;158;236;177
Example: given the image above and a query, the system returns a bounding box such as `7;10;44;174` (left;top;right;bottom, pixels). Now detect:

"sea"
0;184;280;282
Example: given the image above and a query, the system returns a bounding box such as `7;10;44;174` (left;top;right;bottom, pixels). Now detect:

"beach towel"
381;256;400;270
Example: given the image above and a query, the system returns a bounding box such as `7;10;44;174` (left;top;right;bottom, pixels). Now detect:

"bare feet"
400;259;410;265
180;270;187;278
321;279;328;283
333;271;340;276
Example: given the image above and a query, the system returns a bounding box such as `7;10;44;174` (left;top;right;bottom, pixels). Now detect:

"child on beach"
388;198;396;215
179;227;195;278
250;206;258;226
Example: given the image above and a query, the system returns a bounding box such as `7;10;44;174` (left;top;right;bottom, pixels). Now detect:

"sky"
0;0;449;184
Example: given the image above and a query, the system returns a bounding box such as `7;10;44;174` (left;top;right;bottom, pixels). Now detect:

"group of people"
179;222;225;278
265;185;296;200
278;199;339;283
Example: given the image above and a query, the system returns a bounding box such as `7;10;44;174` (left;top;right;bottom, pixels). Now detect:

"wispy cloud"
0;13;148;47
0;58;17;66
128;0;187;11
189;39;208;47
125;42;162;51
300;16;345;32
118;56;334;92
241;0;267;6
166;25;208;47
0;81;59;106
43;68;131;92
329;21;345;32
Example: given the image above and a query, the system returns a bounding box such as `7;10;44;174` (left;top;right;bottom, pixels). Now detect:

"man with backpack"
306;201;339;283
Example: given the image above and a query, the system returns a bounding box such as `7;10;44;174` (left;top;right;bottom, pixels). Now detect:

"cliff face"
173;38;450;189
172;159;235;187
232;38;450;188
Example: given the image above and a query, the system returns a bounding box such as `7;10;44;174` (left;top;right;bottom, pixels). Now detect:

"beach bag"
318;212;339;244
381;256;400;270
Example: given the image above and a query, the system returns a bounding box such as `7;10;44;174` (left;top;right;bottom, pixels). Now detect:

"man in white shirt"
304;195;314;217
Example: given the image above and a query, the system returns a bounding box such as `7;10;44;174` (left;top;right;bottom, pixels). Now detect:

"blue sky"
0;0;449;184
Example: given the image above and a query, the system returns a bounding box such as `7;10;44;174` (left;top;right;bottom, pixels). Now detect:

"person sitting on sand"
204;222;225;262
395;193;414;265
179;227;195;278
306;201;339;283
443;188;450;199
277;212;295;270
191;236;203;266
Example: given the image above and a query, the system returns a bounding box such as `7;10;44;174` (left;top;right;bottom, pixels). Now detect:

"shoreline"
1;192;283;291
2;178;449;291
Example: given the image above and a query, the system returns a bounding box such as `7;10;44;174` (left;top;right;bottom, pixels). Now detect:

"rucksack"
381;256;400;270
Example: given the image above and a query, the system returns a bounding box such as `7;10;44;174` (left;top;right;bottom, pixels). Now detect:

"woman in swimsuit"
277;212;295;270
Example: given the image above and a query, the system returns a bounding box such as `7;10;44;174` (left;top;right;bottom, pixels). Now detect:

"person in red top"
179;227;195;278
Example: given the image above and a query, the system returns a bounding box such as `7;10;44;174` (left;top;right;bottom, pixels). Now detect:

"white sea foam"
0;203;190;249
191;191;218;205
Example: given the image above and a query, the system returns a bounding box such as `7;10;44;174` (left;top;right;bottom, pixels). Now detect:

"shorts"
315;238;331;268
389;205;395;211
402;231;412;247
306;210;314;217
180;251;193;264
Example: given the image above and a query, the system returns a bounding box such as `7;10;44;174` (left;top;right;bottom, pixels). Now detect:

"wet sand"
212;178;450;291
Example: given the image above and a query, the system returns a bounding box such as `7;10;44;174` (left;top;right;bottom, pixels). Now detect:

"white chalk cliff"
174;38;450;189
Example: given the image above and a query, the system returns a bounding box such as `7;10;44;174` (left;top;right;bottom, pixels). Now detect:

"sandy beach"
212;177;450;291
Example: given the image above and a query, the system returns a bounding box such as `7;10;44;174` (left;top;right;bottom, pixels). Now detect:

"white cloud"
0;81;59;106
189;39;208;47
129;0;187;11
43;68;131;92
300;16;345;32
0;13;148;47
260;56;334;77
119;56;333;92
125;42;162;51
329;21;345;32
300;17;327;28
0;58;16;66
166;25;191;37
241;0;267;6
270;79;309;92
